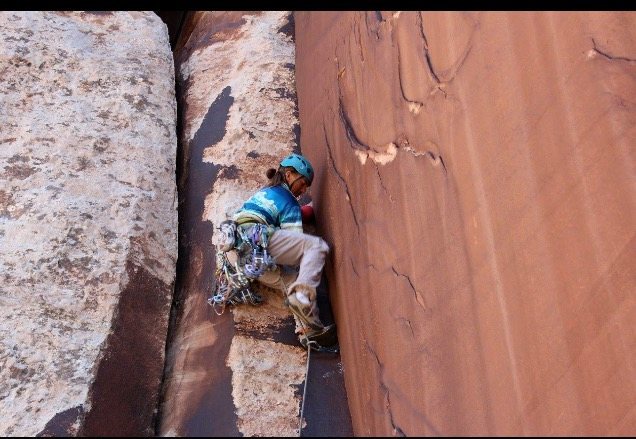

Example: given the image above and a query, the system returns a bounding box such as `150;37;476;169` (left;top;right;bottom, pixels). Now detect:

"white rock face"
181;11;299;224
0;11;177;436
160;11;305;437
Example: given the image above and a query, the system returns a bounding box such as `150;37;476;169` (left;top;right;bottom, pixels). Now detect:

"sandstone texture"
0;11;177;436
159;11;315;437
294;11;635;436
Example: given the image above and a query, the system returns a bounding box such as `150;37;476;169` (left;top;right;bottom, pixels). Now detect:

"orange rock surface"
294;11;635;436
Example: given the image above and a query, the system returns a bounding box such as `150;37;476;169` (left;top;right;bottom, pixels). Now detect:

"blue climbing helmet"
280;153;314;186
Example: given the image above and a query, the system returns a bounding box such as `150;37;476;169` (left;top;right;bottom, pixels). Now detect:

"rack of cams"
208;250;264;315
208;221;276;315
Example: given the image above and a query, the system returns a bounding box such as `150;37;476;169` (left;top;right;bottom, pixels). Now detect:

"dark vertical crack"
437;154;447;173
417;13;440;84
364;341;405;436
323;122;360;235
395;34;424;108
391;265;428;310
350;258;360;278
364;11;382;40
417;12;477;85
366;340;442;436
372;162;395;203
354;16;365;63
396;316;415;339
338;96;369;151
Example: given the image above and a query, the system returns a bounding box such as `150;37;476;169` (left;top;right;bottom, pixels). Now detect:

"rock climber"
231;152;337;349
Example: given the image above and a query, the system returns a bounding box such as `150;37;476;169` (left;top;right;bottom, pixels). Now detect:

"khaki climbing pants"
255;228;330;331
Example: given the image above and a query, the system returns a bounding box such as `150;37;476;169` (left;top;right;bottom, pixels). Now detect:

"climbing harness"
207;221;276;315
239;223;276;279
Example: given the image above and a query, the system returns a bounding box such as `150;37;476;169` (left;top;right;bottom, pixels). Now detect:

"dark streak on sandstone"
219;164;240;180
174;14;248;66
79;260;173;436
235;314;299;346
157;85;240;436
277;12;295;42
37;405;84;437
292;122;301;153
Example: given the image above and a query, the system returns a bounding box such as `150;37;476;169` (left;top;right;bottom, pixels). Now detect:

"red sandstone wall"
294;11;635;436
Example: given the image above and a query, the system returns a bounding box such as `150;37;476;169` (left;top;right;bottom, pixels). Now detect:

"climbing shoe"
284;292;323;331
299;323;338;350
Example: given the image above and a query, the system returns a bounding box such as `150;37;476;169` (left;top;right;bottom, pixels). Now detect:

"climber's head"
280;153;313;197
264;153;314;197
280;153;314;186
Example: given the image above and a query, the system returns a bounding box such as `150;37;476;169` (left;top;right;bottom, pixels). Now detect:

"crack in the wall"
416;13;440;84
364;341;406;437
386;390;406;438
417;12;477;85
395;34;426;112
372;162;395;203
338;96;369;151
435;85;448;98
350;258;360;278
367;11;383;40
591;38;636;62
323;122;360;234
354;16;365;63
396;316;415;338
391;266;428;310
366;340;442;436
402;143;447;175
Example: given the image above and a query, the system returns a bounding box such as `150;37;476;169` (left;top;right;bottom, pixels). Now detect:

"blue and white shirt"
233;184;303;233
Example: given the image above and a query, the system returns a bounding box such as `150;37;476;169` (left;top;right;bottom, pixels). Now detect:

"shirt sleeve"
279;200;303;233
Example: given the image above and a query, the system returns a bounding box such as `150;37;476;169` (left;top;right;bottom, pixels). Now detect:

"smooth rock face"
0;11;177;436
295;11;635;436
159;11;308;437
